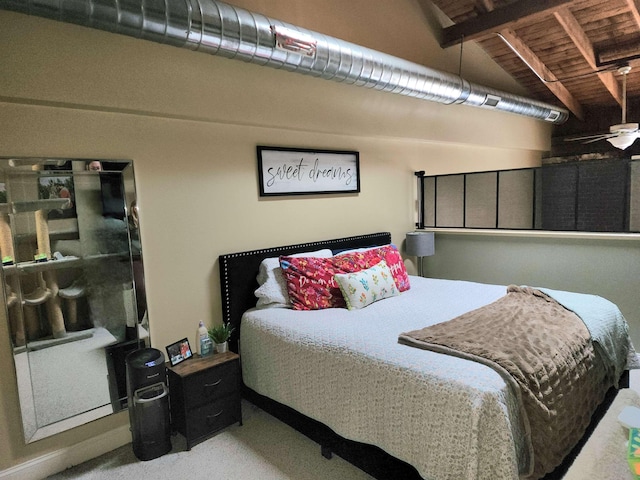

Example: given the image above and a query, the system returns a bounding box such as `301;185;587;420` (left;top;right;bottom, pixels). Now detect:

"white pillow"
334;260;399;310
255;248;333;308
335;244;392;256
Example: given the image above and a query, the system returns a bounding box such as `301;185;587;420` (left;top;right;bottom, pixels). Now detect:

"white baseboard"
0;425;131;480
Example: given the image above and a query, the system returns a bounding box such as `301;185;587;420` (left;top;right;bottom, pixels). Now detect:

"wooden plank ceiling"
428;0;640;155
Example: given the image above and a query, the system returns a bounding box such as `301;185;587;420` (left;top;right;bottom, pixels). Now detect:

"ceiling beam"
499;28;584;120
625;0;640;29
473;0;584;120
596;1;640;66
553;6;623;107
596;39;640;66
478;0;494;12
440;0;573;48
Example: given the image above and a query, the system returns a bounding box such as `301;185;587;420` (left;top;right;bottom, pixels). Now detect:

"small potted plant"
208;322;234;353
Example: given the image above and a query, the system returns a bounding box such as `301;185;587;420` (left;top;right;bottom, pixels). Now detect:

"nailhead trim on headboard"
218;232;392;353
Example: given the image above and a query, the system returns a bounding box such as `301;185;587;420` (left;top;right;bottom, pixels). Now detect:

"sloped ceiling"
428;0;640;155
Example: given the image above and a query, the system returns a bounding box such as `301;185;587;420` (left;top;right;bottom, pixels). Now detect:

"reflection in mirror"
0;158;148;443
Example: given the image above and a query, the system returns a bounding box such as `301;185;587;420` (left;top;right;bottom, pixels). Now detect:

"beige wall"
0;1;550;472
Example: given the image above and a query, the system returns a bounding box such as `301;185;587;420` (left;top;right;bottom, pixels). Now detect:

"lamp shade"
405;232;435;257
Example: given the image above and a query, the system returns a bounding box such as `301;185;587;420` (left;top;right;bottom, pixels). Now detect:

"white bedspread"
540;287;633;383
241;277;528;480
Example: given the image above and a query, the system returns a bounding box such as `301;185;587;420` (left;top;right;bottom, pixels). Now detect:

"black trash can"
126;348;171;461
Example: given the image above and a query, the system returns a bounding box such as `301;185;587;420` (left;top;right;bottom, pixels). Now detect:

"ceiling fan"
565;65;638;150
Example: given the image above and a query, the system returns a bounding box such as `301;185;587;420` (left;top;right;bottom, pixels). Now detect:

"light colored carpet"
47;401;375;480
563;388;640;480
29;327;116;426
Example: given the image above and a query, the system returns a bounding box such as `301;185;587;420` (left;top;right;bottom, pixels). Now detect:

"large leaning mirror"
0;158;149;443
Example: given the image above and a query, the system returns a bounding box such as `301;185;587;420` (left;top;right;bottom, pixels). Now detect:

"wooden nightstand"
166;351;242;450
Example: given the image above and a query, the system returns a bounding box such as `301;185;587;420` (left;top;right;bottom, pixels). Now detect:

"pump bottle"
197;321;209;356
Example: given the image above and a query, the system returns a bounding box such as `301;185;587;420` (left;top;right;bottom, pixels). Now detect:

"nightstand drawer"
185;396;240;441
183;360;238;406
167;352;242;450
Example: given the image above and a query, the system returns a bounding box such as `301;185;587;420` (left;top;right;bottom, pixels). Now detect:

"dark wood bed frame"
218;231;627;480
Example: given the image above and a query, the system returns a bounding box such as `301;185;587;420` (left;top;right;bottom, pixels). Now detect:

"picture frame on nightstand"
166;338;193;366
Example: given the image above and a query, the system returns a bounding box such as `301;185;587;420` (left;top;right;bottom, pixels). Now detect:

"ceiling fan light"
607;133;637;150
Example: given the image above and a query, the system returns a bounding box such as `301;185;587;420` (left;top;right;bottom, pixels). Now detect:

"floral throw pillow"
337;244;411;292
334;260;399;310
280;244;410;311
254;249;333;308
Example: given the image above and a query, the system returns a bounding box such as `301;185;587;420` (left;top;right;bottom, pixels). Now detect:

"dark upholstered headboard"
218;232;392;353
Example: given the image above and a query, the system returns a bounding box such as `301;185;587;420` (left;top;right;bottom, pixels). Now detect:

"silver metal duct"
0;0;569;124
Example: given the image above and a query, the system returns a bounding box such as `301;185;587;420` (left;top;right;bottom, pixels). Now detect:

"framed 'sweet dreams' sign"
257;146;360;196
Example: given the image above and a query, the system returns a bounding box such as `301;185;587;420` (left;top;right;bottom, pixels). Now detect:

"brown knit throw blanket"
399;285;611;479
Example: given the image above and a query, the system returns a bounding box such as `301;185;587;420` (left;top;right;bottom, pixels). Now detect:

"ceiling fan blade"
563;68;634;148
582;136;612;144
564;133;613;142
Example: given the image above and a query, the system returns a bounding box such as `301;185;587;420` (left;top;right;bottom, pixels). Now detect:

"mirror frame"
0;157;148;443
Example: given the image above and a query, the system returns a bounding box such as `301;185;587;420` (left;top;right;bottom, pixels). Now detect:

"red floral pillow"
280;255;372;310
280;244;410;311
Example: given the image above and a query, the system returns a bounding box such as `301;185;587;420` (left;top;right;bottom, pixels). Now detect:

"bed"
218;232;633;480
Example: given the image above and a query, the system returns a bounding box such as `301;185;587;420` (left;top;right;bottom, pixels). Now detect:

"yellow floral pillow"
334;260;399;310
